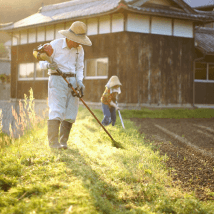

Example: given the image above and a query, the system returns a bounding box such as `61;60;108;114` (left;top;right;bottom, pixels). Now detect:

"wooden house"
1;0;214;108
193;5;214;106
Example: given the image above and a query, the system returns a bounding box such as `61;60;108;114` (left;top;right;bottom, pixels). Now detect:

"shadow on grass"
83;124;97;133
52;147;127;213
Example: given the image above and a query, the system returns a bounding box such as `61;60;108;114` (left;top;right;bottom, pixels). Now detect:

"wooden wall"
84;32;194;105
11;32;194;106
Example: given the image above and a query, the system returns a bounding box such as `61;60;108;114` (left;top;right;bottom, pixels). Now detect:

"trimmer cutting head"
112;140;124;149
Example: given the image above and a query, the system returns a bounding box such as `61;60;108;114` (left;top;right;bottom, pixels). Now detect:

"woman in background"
101;76;122;126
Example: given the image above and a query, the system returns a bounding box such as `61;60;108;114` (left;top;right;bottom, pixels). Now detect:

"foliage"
0;74;10;83
0;105;213;213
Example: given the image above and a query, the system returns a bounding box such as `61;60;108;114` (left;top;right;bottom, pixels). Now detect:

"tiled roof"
195;27;214;55
1;0;214;31
194;4;214;10
128;5;214;21
0;0;119;31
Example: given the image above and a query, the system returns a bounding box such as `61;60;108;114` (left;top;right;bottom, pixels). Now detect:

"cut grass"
0;106;214;213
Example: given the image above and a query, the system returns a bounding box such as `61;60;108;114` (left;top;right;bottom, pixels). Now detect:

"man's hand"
47;62;58;70
77;80;85;92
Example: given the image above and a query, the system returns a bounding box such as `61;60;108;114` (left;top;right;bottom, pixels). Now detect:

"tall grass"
10;88;42;139
0;88;42;149
0;103;213;213
0;109;11;148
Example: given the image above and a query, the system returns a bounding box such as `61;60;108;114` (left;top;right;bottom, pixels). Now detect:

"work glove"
77;80;85;92
47;62;58;70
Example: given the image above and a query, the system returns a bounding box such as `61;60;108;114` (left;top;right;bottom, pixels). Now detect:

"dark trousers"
101;103;116;126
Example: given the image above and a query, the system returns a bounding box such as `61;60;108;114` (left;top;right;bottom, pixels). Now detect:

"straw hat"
59;21;92;46
107;76;122;88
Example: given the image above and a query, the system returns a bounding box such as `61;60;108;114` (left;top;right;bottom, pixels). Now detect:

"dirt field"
131;118;214;201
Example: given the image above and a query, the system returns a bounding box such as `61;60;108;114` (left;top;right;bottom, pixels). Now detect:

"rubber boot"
60;120;72;149
48;120;62;149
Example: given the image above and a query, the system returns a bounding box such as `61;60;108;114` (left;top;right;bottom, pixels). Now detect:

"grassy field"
121;107;214;119
0;106;214;214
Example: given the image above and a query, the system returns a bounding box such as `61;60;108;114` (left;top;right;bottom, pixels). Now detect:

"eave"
1;0;214;32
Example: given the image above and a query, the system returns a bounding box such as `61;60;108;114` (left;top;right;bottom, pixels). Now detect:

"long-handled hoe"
33;47;124;149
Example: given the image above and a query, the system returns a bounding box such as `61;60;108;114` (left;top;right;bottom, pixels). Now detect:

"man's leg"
59;120;72;149
48;120;62;149
48;76;67;149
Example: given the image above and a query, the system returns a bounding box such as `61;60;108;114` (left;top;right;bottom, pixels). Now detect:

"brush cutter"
33;45;123;149
116;101;125;129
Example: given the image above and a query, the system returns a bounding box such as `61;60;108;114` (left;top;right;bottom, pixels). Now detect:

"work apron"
48;75;79;123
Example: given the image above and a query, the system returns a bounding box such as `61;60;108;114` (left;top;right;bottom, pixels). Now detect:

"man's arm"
76;46;85;91
76;46;84;82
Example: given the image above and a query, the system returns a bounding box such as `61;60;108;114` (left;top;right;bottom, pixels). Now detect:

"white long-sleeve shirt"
39;38;84;82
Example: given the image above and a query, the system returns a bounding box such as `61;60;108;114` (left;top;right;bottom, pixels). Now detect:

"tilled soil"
131;118;214;201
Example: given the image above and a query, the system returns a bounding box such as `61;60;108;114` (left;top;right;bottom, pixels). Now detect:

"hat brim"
59;30;92;46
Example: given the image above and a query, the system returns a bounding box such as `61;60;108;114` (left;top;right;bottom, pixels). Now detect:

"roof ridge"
194;4;214;9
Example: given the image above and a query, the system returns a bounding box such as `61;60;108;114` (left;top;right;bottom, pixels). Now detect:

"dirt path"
131;118;214;201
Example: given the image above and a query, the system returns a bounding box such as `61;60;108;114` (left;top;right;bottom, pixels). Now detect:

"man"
39;21;92;149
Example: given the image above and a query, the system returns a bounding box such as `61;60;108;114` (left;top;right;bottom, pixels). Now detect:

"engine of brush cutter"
33;44;53;61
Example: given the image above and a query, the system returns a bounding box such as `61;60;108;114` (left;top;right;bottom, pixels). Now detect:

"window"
18;63;49;80
19;63;34;80
85;58;108;79
35;63;49;79
195;62;214;82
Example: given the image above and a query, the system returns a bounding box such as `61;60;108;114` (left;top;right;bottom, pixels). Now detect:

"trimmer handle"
79;88;84;98
71;87;84;98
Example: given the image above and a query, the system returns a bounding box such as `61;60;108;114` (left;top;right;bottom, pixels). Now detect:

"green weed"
0;104;213;213
121;107;214;119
